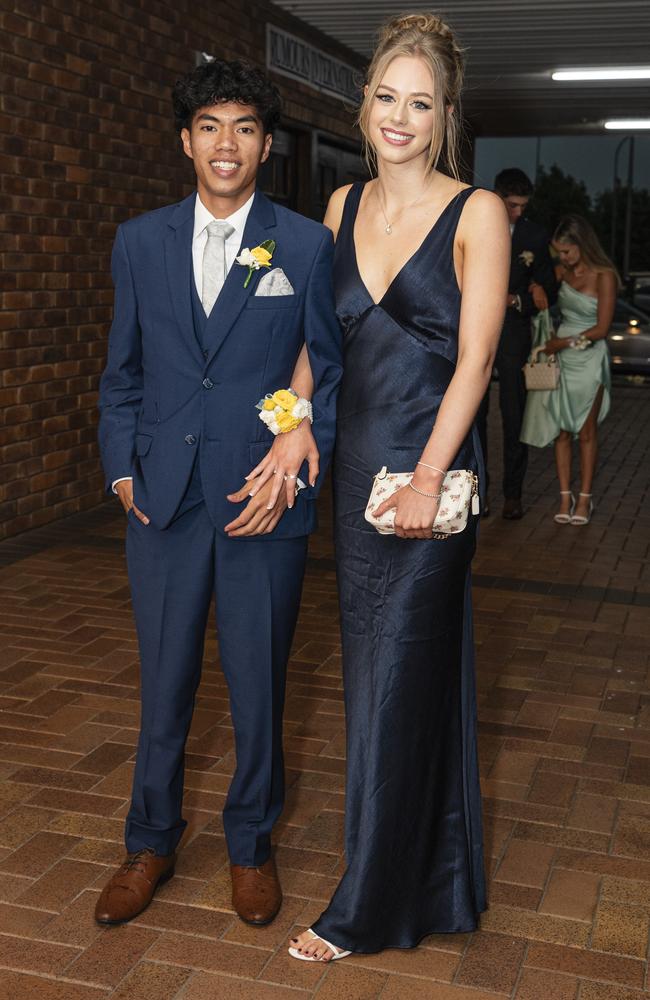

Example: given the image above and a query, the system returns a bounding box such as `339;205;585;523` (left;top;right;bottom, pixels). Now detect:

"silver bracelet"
408;482;442;499
417;461;447;476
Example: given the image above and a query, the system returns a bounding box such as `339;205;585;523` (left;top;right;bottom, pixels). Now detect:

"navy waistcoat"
190;271;209;354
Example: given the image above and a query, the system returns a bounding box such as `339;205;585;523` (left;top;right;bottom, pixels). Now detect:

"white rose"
236;249;259;269
292;399;310;420
258;409;277;427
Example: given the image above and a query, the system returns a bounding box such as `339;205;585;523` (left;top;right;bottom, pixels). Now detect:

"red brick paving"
0;381;648;998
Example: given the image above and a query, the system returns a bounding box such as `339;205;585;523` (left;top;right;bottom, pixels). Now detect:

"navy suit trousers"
124;490;308;865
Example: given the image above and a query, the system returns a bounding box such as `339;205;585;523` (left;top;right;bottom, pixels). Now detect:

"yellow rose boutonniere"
236;240;276;288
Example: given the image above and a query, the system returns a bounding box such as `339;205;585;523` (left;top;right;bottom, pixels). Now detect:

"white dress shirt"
192;191;255;299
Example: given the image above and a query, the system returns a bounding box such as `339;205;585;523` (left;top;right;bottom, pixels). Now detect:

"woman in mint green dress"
520;215;618;525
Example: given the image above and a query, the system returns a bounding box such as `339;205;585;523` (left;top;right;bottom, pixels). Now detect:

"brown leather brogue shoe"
94;848;176;925
231;857;282;925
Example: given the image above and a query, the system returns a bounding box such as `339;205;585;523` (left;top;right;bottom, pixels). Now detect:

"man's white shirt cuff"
112;477;132;493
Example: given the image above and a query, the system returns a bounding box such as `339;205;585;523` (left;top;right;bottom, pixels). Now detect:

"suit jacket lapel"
512;217;530;253
164;192;204;365
204;190;277;366
510;218;524;282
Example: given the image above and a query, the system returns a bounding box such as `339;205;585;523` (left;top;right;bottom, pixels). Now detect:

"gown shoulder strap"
453;185;478;212
337;181;365;239
437;185;479;244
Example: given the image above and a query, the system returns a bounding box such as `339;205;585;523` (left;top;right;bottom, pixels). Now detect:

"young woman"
522;215;616;525
249;11;509;959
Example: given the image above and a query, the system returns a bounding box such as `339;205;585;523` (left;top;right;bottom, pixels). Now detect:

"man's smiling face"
181;101;272;214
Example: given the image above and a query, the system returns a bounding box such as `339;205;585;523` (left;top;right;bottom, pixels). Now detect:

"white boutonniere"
519;250;534;267
236;240;276;288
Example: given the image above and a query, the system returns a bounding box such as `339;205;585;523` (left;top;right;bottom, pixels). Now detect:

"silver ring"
285;473;297;480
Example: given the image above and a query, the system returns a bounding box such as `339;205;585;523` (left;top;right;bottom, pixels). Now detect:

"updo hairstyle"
358;12;465;178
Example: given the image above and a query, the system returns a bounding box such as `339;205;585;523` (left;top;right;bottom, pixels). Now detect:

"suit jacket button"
184;434;197;445
202;377;214;389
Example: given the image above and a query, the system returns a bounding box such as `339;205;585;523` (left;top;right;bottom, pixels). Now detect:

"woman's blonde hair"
357;12;465;179
553;215;622;288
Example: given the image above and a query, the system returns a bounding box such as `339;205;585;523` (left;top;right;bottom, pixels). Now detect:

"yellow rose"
276;411;300;433
262;397;276;411
272;389;297;411
251;245;272;267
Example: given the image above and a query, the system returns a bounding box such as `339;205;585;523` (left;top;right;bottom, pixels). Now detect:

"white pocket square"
254;267;295;296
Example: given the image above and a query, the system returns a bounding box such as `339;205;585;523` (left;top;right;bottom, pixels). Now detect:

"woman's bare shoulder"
462;187;507;220
597;267;618;291
323;183;356;237
457;188;509;245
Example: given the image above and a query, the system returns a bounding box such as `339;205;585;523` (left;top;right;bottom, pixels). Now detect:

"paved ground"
0;381;649;1000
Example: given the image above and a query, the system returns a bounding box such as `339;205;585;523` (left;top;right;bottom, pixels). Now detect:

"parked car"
607;299;650;375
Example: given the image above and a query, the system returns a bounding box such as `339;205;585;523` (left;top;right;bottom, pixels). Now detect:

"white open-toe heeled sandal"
288;928;351;962
570;492;593;525
554;490;575;524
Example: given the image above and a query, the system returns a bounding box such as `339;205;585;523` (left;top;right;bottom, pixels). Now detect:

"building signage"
266;24;360;103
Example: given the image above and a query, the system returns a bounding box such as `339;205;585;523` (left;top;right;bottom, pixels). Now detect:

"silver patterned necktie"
201;220;235;316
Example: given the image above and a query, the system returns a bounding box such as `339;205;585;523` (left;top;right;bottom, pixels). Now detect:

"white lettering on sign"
266;24;359;102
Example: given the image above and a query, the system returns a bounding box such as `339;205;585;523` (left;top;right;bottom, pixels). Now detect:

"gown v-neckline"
351;185;467;308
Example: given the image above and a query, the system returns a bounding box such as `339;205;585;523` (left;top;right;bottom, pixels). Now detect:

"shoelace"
117;847;156;881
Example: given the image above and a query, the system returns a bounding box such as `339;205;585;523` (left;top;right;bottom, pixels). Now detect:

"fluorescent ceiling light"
604;120;650;130
552;67;650;81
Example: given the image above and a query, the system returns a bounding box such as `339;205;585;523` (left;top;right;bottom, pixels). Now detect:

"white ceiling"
271;0;650;135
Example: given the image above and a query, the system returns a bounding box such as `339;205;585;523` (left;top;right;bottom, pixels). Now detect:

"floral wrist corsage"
256;389;313;435
571;335;592;350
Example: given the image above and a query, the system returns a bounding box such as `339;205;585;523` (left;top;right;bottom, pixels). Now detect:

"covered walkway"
0;380;648;999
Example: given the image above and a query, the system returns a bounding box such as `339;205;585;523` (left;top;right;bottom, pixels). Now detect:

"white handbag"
523;345;560;391
523;310;560;391
365;467;480;538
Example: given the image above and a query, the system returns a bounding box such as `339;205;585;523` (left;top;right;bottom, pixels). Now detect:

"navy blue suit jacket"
98;190;342;535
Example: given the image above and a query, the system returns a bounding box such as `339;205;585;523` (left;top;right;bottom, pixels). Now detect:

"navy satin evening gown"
311;182;487;953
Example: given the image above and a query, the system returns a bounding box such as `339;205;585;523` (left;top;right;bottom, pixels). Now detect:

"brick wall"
0;0;362;539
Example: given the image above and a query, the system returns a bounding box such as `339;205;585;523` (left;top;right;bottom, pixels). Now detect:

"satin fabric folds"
521;282;611;449
312;183;486;953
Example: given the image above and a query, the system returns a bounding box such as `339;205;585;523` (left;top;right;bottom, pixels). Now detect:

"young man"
96;60;342;927
476;168;557;519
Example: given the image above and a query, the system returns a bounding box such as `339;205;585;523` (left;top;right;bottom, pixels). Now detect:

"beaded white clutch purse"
365;467;480;538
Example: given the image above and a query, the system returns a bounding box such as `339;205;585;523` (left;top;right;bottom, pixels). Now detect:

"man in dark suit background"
95;59;342;929
477;168;557;519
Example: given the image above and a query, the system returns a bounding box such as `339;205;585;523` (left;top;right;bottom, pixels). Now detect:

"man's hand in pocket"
115;479;150;525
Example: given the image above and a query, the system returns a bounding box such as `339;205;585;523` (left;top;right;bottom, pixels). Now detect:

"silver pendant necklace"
376;180;435;235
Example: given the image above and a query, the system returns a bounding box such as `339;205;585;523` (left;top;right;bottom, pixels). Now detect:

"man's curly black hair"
172;59;282;134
